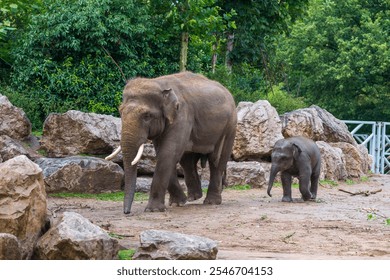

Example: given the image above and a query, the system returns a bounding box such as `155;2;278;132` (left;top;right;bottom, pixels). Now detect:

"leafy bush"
208;66;307;114
274;0;390;121
265;83;308;114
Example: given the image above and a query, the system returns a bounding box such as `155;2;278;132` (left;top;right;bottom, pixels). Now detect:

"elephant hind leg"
204;130;235;205
310;163;321;200
168;170;187;207
180;153;203;201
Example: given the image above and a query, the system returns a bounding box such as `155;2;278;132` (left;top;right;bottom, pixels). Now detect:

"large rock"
35;156;124;193
40;110;121;157
34;212;119;260
0;233;22;260
0;155;47;259
0;94;31;140
133;230;218;260
330;142;371;178
281;105;356;145
200;161;267;189
316;141;347;181
233;100;283;161
0;135;40;163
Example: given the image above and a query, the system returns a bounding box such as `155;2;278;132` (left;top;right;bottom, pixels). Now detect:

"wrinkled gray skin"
120;72;237;214
267;136;321;202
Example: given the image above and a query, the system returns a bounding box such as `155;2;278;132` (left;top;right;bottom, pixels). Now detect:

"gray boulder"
281;105;356;145
0;135;40;163
316;141;347;181
40;110;121;157
233;100;283;161
330;142;371;178
0;233;22;260
0;155;47;259
133;230;218;260
35;156;124;193
0;94;31;140
34;212;119;260
200;161;267;189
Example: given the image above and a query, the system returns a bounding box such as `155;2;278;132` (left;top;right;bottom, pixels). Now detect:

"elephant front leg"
281;172;293;202
168;170;187;207
146;160;176;212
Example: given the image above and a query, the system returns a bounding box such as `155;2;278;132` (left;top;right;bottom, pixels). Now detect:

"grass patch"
320;180;338;187
32;130;43;137
227;185;251;190
49;191;149;202
118;249;136;260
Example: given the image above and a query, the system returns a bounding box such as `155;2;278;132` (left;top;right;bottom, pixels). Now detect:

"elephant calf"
267;136;321;202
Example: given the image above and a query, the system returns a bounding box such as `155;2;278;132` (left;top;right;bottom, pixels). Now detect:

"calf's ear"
292;143;302;159
162;88;179;124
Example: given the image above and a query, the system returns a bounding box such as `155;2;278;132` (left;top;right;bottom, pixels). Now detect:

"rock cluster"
0;99;120;260
0;156;47;259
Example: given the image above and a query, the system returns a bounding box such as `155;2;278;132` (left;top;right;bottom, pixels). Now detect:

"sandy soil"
47;174;390;259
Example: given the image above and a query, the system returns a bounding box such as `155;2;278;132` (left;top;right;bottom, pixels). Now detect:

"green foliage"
275;0;390;121
208;64;265;103
0;0;44;81
10;0;175;129
265;83;308;114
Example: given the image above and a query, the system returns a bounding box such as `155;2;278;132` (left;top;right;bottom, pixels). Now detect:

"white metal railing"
343;121;390;174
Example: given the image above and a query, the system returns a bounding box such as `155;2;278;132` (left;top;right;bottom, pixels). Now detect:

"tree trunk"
180;32;189;72
211;36;219;74
225;32;234;73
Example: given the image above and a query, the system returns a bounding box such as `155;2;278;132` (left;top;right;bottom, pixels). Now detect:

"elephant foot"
301;193;312;201
282;196;293;202
169;194;187;207
145;201;167;212
187;191;203;202
203;193;222;205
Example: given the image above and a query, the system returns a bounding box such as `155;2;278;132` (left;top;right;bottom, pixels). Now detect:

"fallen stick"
338;188;382;196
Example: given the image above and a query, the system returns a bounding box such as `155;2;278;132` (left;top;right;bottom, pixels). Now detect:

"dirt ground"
47;174;390;259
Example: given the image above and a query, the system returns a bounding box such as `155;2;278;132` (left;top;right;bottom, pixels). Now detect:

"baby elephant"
267;136;321;202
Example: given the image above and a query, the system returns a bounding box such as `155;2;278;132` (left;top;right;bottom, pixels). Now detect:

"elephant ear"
161;88;179;124
292;143;302;160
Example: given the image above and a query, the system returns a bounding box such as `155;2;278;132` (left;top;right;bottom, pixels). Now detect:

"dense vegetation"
1;0;389;129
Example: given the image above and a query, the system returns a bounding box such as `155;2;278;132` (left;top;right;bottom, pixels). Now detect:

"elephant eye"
143;112;152;121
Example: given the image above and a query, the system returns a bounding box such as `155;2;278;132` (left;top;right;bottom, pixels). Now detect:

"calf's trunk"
267;164;279;197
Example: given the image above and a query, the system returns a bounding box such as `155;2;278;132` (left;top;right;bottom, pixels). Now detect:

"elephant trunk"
123;162;137;214
267;164;279;197
121;129;146;214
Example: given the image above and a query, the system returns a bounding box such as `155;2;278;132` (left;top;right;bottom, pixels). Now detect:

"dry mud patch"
47;175;390;259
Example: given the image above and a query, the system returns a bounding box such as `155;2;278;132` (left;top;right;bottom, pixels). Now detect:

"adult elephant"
106;72;237;214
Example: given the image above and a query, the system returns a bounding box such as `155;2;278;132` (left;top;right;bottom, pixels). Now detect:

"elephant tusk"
105;146;121;160
131;143;145;165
